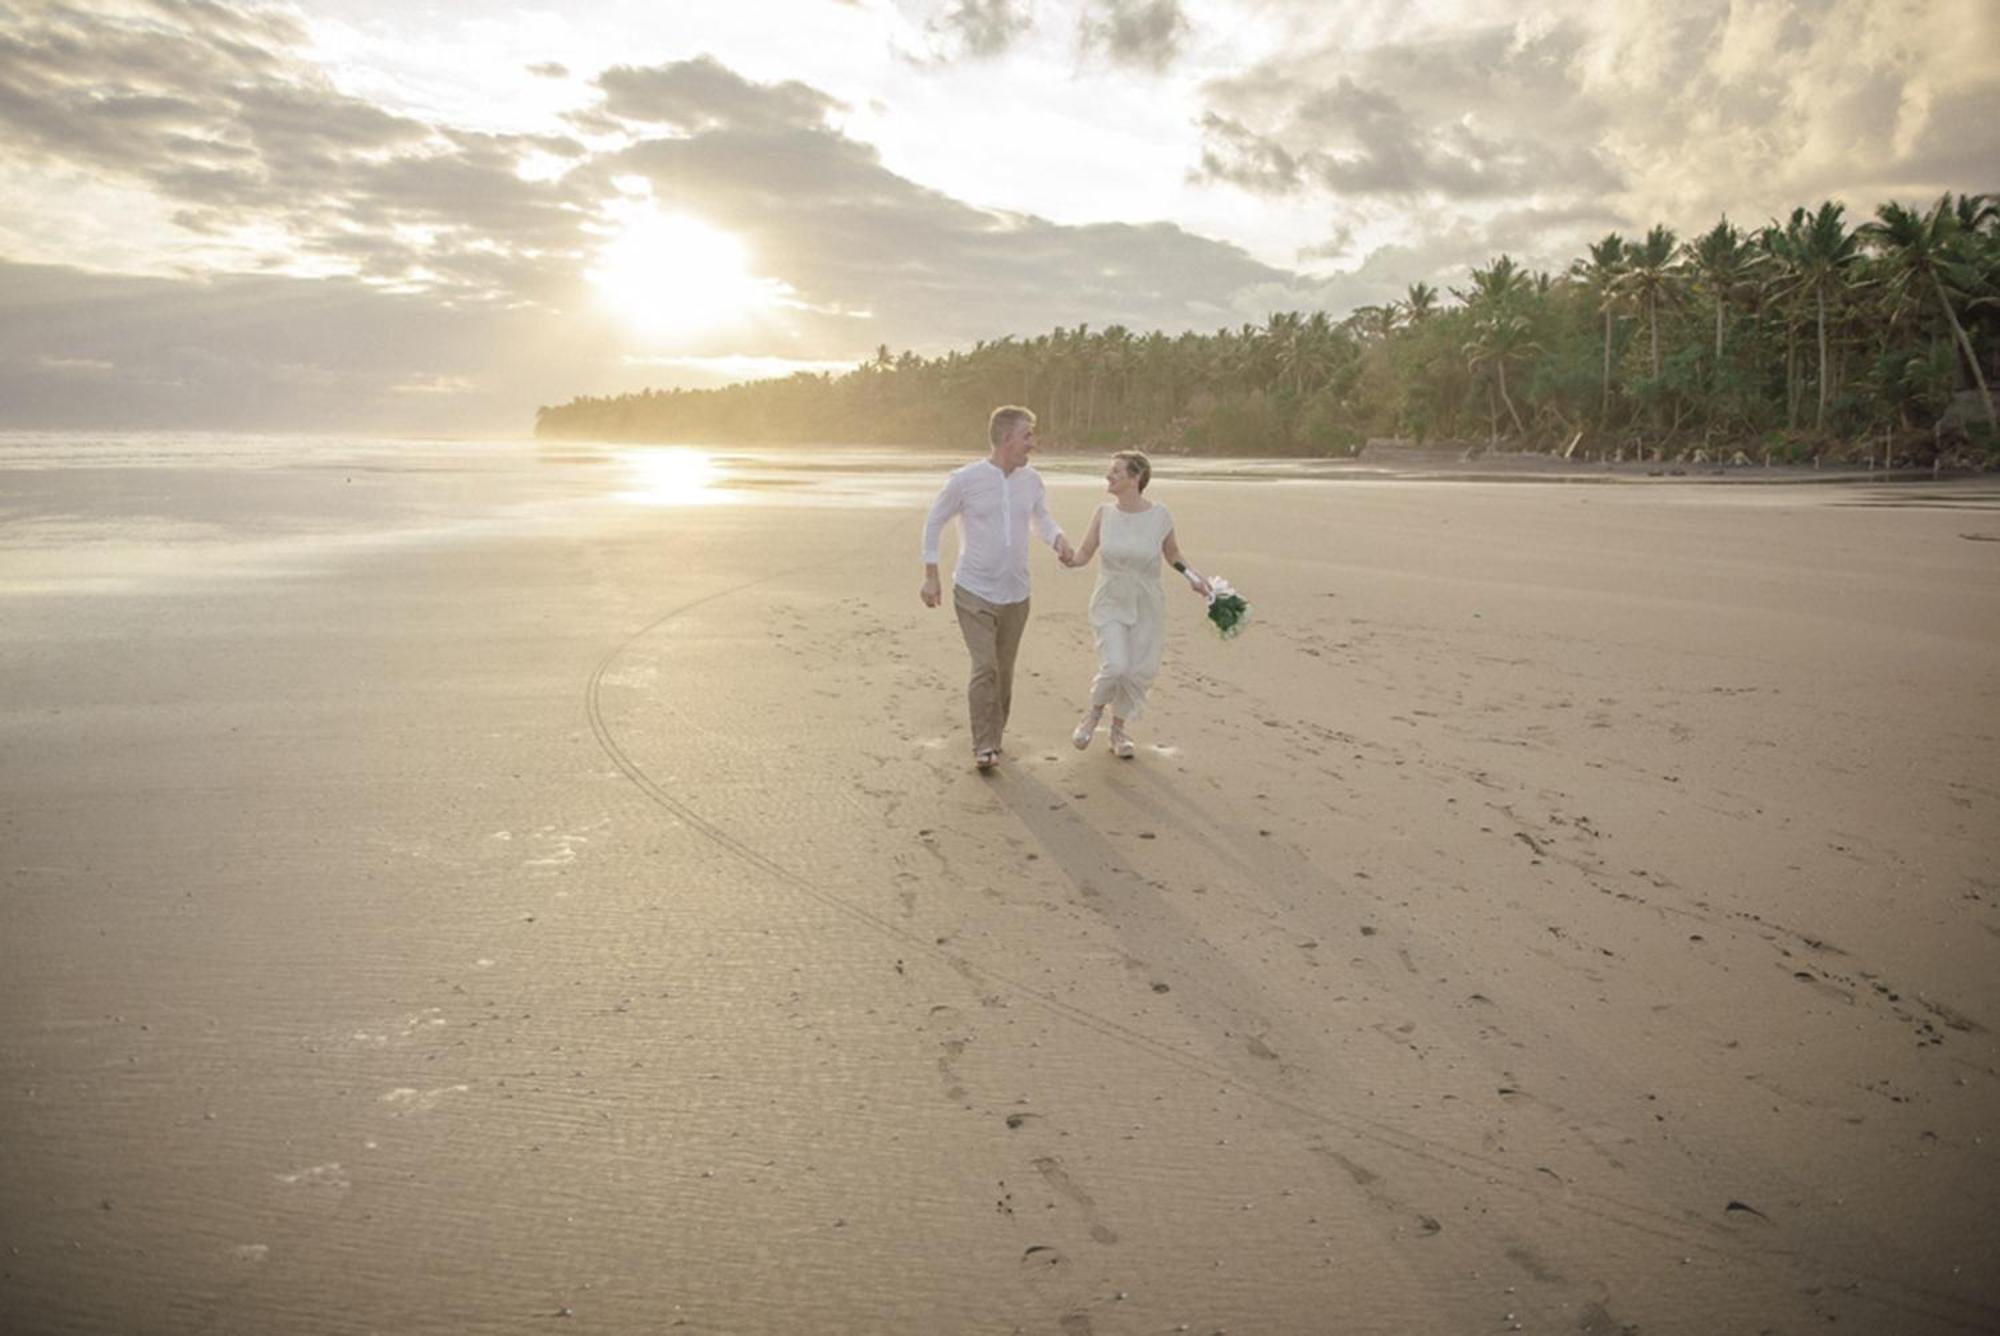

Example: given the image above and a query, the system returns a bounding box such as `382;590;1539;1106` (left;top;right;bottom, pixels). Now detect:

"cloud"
926;0;1034;60
1079;0;1190;72
1196;0;1997;251
595;56;847;132
0;258;573;431
596;113;1296;349
10;1;1987;435
0;21;1310;430
1193;112;1301;193
1196;19;1621;204
0;0;583;302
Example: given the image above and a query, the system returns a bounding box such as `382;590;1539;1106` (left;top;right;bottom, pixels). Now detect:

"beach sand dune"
2;466;1997;1334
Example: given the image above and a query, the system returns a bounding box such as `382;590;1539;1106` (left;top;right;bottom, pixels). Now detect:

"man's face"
997;422;1036;470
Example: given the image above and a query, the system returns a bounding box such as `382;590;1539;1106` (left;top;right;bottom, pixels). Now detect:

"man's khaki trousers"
953;584;1030;755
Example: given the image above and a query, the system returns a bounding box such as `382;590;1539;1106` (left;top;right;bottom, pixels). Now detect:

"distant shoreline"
542;436;1997;487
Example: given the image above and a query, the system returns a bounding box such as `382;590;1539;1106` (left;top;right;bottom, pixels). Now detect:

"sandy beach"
2;442;1998;1335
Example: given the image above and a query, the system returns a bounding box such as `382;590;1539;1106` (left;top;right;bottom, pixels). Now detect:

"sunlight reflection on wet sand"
609;444;949;509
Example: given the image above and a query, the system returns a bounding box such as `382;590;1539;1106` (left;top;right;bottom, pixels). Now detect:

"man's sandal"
975;749;1000;770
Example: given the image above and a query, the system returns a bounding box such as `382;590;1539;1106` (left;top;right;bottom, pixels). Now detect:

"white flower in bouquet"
1181;567;1253;640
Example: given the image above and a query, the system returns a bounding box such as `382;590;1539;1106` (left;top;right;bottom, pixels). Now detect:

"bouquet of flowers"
1181;567;1253;640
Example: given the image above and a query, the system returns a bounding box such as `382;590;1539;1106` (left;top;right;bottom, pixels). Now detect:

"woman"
1060;451;1209;758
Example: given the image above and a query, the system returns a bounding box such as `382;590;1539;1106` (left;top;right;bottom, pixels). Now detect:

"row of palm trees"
536;191;1998;460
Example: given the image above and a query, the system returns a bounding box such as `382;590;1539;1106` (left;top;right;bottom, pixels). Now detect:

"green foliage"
536;187;2000;459
1180;391;1289;456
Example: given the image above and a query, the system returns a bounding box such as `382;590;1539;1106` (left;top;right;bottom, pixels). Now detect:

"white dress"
1087;502;1174;720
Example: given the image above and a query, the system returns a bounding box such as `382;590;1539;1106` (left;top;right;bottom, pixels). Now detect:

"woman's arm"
1029;476;1071;562
1162;528;1210;596
1065;508;1103;567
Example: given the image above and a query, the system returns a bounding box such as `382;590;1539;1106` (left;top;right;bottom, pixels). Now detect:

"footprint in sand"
1033;1156;1120;1245
936;1038;970;1104
1309;1142;1443;1237
923;1005;974;1105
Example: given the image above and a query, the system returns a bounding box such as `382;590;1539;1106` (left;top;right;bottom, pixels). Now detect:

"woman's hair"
989;405;1036;446
1112;450;1151;492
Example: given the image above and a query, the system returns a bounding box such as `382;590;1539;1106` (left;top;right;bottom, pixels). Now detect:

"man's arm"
920;474;961;608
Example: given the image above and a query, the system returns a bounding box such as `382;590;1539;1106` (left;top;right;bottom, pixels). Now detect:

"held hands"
1054;535;1076;566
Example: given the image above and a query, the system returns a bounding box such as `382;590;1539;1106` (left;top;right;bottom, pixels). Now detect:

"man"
921;406;1072;770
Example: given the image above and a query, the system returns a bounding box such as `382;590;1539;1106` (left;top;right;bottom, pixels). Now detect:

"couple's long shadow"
981;756;1307;1077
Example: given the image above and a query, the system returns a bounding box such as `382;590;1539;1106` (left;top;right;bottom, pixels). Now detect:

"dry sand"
3;454;1998;1334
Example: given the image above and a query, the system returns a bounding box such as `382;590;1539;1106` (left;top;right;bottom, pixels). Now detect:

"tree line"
536;192;1999;464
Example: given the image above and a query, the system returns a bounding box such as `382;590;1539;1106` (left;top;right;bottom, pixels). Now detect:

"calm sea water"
0;432;970;595
0;431;1453;597
14;430;1978;597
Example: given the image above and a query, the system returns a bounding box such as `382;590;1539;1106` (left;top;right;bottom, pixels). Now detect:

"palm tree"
1455;254;1532;312
1756;219;1810;425
1296;310;1341;394
1464;312;1539;441
1952;191;1999;233
1403;281;1439;323
1614;225;1681;381
1345;304;1401;342
1571;233;1626;425
1685;219;1758;365
1264;310;1307;395
1860;195;1996;434
1808;202;1864;428
1775;202;1865;430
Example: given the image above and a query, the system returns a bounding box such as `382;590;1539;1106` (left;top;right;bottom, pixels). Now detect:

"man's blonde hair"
989;405;1037;447
1112;449;1151;492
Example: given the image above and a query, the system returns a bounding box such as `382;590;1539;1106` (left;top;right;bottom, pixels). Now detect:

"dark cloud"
928;0;1033;60
0;259;579;432
0;1;581;302
1196;20;1622;203
1193;112;1301;193
596;56;846;132
1884;80;2000;199
1079;0;1189;73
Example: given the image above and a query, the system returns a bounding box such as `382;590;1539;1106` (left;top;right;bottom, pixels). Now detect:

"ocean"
0;432;965;596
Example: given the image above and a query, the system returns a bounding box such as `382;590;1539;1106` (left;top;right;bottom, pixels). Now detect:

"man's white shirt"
923;458;1065;605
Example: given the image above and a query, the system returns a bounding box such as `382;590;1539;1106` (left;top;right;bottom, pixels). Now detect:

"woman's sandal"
1072;707;1103;750
1109;725;1135;759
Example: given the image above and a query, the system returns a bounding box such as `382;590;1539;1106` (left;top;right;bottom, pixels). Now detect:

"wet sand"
2;457;1998;1334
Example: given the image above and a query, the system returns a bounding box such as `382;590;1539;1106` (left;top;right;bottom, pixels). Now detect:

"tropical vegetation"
537;192;2000;465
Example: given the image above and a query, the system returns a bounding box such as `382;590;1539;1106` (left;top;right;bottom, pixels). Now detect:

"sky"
1;0;1995;435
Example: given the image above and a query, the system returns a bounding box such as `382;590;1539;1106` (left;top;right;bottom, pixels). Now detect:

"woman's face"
1105;458;1138;495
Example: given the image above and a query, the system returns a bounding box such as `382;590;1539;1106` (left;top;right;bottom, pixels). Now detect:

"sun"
587;205;784;340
